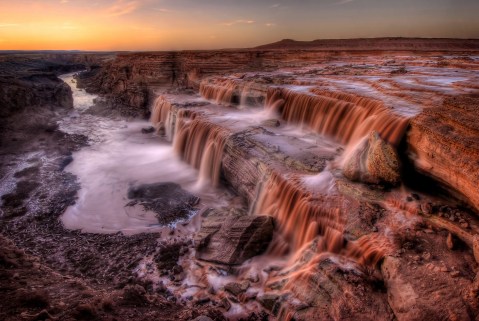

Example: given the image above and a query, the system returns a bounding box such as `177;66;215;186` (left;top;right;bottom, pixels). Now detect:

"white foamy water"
302;170;337;195
59;74;233;234
59;73;97;111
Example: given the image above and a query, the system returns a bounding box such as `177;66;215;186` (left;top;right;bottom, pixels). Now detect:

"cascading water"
150;96;175;140
172;110;230;187
59;75;234;234
265;87;409;146
199;78;238;105
253;171;389;267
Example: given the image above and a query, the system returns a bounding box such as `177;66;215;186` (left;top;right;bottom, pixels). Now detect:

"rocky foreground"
1;39;479;320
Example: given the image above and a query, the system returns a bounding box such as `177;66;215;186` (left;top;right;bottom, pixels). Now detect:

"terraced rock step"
3;47;479;321
408;95;479;212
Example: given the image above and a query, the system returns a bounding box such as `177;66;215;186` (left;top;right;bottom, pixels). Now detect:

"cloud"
265;23;277;27
0;23;19;28
155;8;172;13
335;0;355;5
60;0;69;4
222;20;255;27
106;0;139;17
270;4;280;8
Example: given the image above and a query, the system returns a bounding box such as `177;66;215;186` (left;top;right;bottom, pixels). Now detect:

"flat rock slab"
127;182;199;225
195;208;274;265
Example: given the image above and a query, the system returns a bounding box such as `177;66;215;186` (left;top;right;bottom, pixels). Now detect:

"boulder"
257;293;280;312
195;208;274;265
141;126;155;134
127;182;199;225
343;131;401;185
224;281;250;296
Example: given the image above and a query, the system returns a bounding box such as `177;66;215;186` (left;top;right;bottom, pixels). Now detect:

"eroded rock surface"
408;95;479;212
2;44;479;321
0;74;73;117
382;256;473;321
343;131;401;185
195;208;274;265
127;182;200;225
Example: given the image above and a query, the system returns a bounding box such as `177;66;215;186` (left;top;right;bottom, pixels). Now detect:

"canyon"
1;38;479;321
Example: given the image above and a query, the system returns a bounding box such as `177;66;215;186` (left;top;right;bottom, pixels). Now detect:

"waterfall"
265;87;409;146
150;96;175;140
199;78;238;105
173;110;229;187
254;171;389;267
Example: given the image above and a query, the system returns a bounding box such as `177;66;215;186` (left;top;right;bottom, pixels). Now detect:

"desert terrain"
1;38;479;320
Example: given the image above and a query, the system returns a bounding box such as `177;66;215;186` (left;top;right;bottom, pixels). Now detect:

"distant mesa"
254;37;479;51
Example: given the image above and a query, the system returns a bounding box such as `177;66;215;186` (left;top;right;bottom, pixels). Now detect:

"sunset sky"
0;0;478;51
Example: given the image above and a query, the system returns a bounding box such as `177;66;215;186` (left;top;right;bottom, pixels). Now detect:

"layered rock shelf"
138;50;479;317
2;41;479;320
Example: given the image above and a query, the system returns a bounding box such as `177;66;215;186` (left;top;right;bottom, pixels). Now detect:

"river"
58;73;234;235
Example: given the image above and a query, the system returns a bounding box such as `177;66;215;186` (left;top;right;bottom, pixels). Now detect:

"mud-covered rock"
257;293;280;311
195;208;274;265
154;242;185;271
280;255;394;320
224;281;250;296
381;256;472;321
127;182;200;225
343;131;401;185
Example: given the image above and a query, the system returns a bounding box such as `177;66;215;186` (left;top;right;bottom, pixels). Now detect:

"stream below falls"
58;73;235;235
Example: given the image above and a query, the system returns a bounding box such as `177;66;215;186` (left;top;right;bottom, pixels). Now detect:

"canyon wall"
78;50;339;110
0;73;73;117
408;95;479;211
0;53;112;118
78;44;479;215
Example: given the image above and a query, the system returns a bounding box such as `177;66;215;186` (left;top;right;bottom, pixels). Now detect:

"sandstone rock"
343;131;401;185
473;235;479;264
381;256;472;321
257;293;280;311
127;182;199;225
446;233;454;250
224;281;250;296
407;96;479;212
195;208;273;265
284;256;393;320
220;298;231;311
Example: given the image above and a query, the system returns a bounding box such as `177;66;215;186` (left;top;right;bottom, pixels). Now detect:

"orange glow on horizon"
1;0;478;51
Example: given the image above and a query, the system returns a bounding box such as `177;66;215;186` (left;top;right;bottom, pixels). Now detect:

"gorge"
1;39;479;321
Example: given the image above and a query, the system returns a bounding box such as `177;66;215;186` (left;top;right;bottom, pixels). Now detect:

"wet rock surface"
0;104;224;320
343;131;401;185
2;46;479;321
127;182;200;225
195;208;274;265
